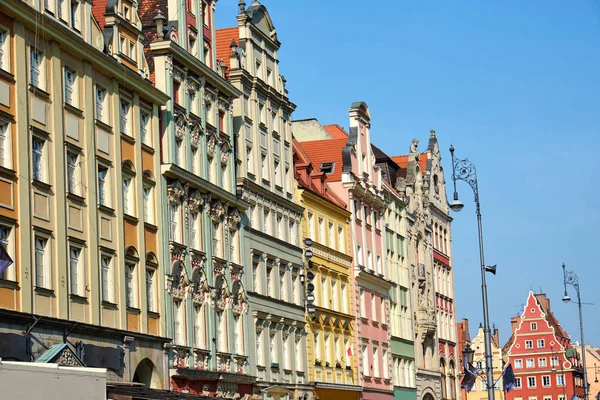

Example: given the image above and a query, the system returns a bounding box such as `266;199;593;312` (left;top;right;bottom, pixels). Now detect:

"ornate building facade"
390;131;458;400
503;292;585;400
293;139;360;400
0;0;170;388
294;103;394;400
465;325;503;400
216;2;309;399
138;0;252;397
375;147;417;400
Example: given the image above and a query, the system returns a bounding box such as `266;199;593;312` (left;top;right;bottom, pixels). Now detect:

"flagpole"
449;146;496;400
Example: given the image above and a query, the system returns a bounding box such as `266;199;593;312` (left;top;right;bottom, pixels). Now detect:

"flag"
502;364;517;393
0;244;13;275
347;347;353;357
594;392;599;400
570;396;579;400
461;369;477;392
462;353;468;371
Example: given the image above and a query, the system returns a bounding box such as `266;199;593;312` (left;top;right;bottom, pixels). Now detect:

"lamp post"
561;264;589;400
449;145;496;400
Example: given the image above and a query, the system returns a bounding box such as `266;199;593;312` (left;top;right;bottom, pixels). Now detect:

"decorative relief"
187;190;204;214
234;356;248;375
167;181;185;205
55;349;84;367
191;260;210;305
209;199;225;222
216;354;230;373
175;114;187;139
213;274;231;311
189;121;202;148
168;260;189;300
173;346;189;368
231;280;248;316
193;350;209;370
206;134;218;158
166;54;174;76
227;208;241;230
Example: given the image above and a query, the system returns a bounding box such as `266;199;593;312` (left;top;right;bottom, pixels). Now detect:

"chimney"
535;293;550;312
511;316;520;335
493;328;500;347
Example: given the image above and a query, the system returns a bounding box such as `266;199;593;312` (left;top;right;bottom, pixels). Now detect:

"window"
259;103;266;125
212;222;221;256
0;225;14;281
362;343;369;376
353;199;359;219
32;137;46;182
96;86;106;122
557;375;564;386
515;377;522;389
367;250;373;270
101;254;113;302
0;28;9;71
190;212;201;249
273;160;280;185
373;345;379;377
263;210;269;234
119;36;125;54
146;268;157;312
550;356;559;367
318;217;324;242
66;150;81;195
357;245;363;266
528;376;536;388
531;322;537;330
542;375;550;387
338;226;345;252
58;0;66;19
142;184;154;224
69;246;83;296
364;205;370;224
537;339;545;348
514;359;523;369
169;204;179;242
129;40;136;61
64;68;75;105
120;100;130;134
140;111;150;146
98;165;109;207
538;357;547;367
359;289;366;318
122;177;134;216
173;300;185;345
34;236;50;289
269;333;276;364
255;60;262;79
125;263;137;308
70;0;79;29
328;222;334;248
30;48;43;88
266;68;273;86
526;358;534;368
261;153;266;179
320;162;334;174
525;340;533;349
246;146;253;174
0;121;12;169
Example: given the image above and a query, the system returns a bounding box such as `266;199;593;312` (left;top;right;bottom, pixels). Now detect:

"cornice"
4;0;169;104
150;40;242;99
237;177;304;215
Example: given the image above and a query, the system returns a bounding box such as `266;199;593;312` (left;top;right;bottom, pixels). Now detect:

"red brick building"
503;292;585;400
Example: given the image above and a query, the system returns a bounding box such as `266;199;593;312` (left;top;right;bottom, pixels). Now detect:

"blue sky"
216;1;600;347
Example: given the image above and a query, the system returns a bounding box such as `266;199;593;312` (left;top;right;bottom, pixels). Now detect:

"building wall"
465;327;503;400
0;0;169;387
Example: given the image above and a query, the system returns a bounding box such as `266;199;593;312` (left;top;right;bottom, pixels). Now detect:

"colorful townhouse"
466;325;504;400
503;292;586;400
216;2;310;399
0;0;170;391
138;0;252;396
390;131;459;400
293;138;360;400
293;102;394;400
374;146;417;400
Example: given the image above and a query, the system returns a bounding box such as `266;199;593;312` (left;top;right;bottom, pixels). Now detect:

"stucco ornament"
189;121;202;148
194;350;209;370
231;280;248;316
55;348;85;367
209;199;225;222
191;260;210;305
173;346;189;368
167;181;185;204
220;141;231;165
227;208;242;229
207;134;218;157
187;190;204;214
213;274;231;311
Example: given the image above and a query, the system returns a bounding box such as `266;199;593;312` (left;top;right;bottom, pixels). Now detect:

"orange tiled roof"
298;138;349;182
323;124;349;139
391;153;428;175
215;27;238;76
92;0;108;31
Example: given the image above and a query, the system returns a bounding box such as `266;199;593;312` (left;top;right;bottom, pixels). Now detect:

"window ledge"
98;204;115;215
0;278;18;289
141;143;155;154
121;132;136;144
64;103;84;118
29;85;51;100
95;119;113;132
0;166;17;178
148;311;160;318
144;222;158;232
123;214;139;224
69;293;88;302
102;300;118;309
126;306;141;315
67;192;86;204
32;179;52;192
0;68;15;82
35;286;55;297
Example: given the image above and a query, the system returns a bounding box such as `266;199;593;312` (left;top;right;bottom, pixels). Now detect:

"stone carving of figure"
410;138;419;160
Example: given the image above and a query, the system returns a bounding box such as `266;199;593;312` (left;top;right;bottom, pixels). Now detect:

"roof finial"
430;129;436;138
238;0;246;12
230;39;238;55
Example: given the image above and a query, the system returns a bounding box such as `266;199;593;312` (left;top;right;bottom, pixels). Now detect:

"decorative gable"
35;343;86;367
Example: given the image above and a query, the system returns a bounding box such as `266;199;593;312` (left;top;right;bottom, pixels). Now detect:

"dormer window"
320;162;335;175
119;36;125;54
123;5;131;20
129;40;136;61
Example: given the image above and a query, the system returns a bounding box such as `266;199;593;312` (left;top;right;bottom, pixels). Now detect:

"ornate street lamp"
449;145;496;400
463;344;475;366
562;264;589;400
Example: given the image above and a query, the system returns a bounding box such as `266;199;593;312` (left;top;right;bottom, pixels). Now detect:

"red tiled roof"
323;124;349;139
391;153;428;175
215;27;238;77
298;138;349;182
92;0;108;31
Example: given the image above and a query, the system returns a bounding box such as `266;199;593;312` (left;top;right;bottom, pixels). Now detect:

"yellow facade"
466;327;504;400
295;180;359;390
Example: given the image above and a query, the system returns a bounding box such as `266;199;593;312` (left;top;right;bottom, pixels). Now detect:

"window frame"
34;234;51;289
29;47;44;89
0;223;15;281
69;244;84;296
100;253;114;303
64;67;76;106
32;136;47;183
0;26;11;72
